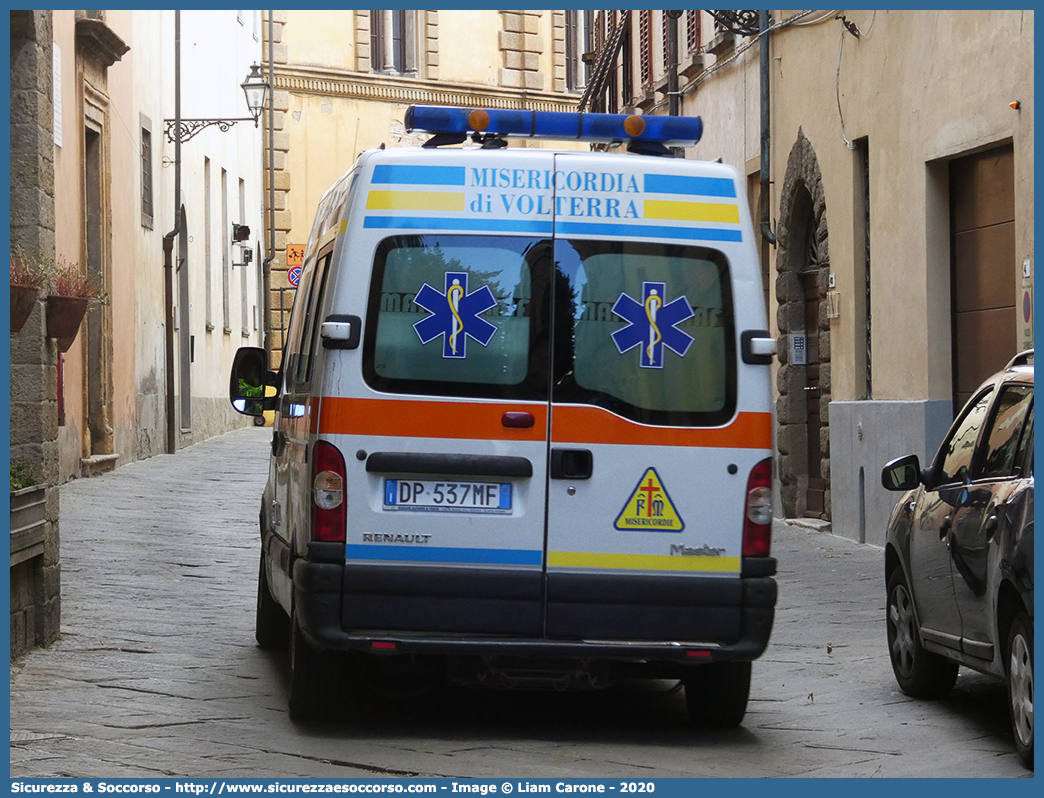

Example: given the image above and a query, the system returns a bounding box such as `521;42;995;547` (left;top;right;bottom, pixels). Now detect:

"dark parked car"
882;351;1033;769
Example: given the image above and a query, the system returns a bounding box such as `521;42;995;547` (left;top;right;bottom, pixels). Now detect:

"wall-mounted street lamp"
164;64;270;143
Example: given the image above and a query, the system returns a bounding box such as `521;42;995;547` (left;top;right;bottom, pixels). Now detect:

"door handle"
984;515;999;540
550;448;593;480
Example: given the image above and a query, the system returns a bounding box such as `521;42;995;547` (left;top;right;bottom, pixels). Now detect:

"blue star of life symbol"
611;281;695;368
413;271;498;359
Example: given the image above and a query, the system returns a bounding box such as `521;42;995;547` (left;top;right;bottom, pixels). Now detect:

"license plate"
383;479;512;514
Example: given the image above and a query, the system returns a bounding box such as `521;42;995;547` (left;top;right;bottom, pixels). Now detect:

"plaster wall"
768;9;1033;403
439;10;501;86
99;9;137;467
278;10;354;72
175;10;266;441
128;10;171;460
51;13;83;481
50;10;265;482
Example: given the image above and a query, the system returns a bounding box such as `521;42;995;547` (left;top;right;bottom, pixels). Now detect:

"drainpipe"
262;9;274;362
162;10;182;454
759;10;777;245
666;11;681;117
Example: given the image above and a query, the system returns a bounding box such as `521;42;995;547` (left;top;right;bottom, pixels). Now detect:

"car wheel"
886;568;959;698
683;661;751;728
288;610;332;720
255;550;288;649
1007;611;1034;770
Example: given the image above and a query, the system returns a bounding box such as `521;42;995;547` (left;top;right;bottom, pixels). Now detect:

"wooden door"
950;146;1016;413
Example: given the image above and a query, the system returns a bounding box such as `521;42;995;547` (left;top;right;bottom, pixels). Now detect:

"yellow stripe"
644;199;740;225
338;218;349;234
366;190;466;212
547;551;740;573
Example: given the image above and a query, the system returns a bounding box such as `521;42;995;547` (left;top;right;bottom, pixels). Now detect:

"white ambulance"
231;105;777;722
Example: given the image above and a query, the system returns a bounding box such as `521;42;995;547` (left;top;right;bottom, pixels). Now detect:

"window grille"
140;127;153;228
639;10;652;88
686;11;702;53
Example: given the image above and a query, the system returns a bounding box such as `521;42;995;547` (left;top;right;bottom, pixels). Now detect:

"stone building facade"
10;9;61;657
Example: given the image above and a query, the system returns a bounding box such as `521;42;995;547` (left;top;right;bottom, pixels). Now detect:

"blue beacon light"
404;105;703;148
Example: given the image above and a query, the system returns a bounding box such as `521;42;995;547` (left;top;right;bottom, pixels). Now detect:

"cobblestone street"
10;427;1029;778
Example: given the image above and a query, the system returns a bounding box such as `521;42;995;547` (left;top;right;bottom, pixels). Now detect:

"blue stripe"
345;544;543;566
365;216;553;235
372;165;466;186
644;173;737;199
555;221;743;243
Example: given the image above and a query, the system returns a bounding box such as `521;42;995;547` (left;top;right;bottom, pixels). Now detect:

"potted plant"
10;465;46;566
45;258;107;352
9;249;48;333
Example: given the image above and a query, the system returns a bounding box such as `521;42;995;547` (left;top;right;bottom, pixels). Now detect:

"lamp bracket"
163;117;257;144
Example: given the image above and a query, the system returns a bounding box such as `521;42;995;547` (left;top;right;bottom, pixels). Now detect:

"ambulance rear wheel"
288;612;331;720
683;661;751;728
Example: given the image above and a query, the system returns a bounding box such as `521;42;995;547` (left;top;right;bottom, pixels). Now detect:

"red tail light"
742;457;773;557
311;441;346;542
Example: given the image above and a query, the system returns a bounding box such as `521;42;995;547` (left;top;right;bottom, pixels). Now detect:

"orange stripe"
552;406;772;449
316;397;771;449
317;397;548;442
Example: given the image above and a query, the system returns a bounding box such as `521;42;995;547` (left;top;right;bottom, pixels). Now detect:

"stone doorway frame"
775;129;832;520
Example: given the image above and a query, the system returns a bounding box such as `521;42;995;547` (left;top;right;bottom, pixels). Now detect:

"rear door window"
553;240;735;426
363;235;550;399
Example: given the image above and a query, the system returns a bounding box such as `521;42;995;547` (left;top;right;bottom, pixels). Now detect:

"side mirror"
229;347;278;416
881;454;923;492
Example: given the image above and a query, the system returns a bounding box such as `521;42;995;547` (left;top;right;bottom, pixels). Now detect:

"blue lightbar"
404;105;703;147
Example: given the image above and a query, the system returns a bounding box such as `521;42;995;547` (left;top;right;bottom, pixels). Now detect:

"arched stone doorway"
775;130;831;520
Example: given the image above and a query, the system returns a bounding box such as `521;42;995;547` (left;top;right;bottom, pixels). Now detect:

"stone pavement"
9;427;1029;778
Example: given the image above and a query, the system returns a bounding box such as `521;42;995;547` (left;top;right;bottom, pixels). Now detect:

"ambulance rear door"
337;148;557;637
544;153;773;642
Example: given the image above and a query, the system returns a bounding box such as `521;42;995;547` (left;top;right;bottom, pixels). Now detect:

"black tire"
684;660;751;728
288;611;331;720
1007;611;1034;770
255;550;289;649
885;568;959;698
252;415;266;427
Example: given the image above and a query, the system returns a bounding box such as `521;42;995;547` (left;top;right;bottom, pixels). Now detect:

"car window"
294;252;332;388
978;385;1033;479
280;261;316;393
935;390;992;485
1012;401;1033;477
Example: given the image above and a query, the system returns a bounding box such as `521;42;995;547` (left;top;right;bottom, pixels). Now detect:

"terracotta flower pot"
10;284;40;332
45;295;89;352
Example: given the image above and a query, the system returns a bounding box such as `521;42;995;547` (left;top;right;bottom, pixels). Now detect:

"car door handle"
550;448;593;480
984;515;998;539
